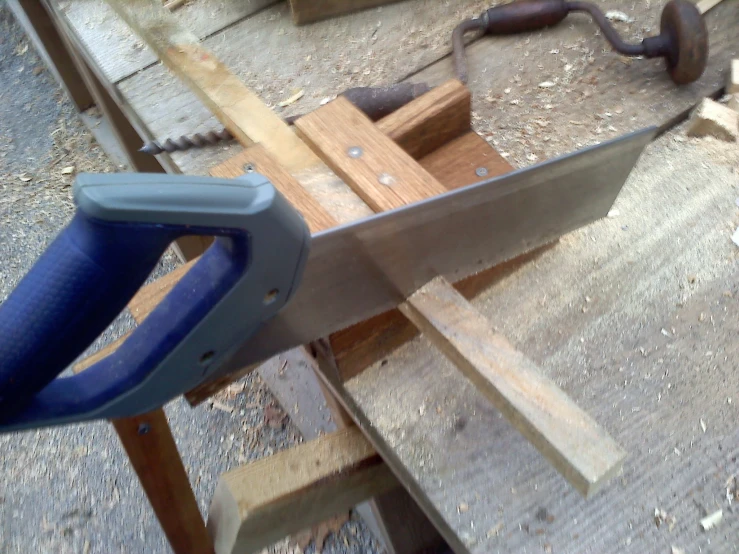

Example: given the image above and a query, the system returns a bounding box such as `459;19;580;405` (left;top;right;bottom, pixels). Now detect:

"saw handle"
0;173;309;429
0;213;178;415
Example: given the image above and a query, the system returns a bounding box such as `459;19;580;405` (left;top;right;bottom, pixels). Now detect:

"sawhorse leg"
113;410;215;554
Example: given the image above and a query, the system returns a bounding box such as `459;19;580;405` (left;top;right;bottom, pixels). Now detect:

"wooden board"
208;427;397;554
106;0;320;174
289;0;406;25
60;0;277;83
399;277;625;497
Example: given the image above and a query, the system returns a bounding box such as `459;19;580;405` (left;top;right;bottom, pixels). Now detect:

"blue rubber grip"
0;213;179;414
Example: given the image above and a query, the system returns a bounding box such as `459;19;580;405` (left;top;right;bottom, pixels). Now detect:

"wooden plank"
329;244;552;382
289;0;405;25
60;0;277;84
295;96;448;211
375;79;471;160
729;59;739;94
696;0;726;13
208;427;398;554
112;409;215;554
420;131;511;191
296;98;624;497
105;0;320;174
400;277;625;497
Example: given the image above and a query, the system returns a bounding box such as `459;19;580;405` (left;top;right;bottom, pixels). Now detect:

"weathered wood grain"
105;0;320;173
207;427;397;554
60;0;277;83
289;0;406;25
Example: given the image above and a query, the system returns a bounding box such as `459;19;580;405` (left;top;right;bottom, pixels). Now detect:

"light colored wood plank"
112;409;214;554
60;0;277;83
696;0;726;13
207;427;397;554
289;0;405;25
104;0;320;174
296;98;624;498
400;276;626;497
729;59;739;94
376;79;471;160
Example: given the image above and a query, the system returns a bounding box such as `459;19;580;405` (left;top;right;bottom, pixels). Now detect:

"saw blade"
218;126;655;375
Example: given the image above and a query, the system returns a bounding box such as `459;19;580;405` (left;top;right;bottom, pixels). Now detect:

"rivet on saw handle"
452;0;708;85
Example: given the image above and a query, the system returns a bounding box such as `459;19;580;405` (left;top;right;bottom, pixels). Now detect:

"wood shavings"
700;509;722;531
278;89;304;107
731;227;739;248
654;508;676;530
292;512;349;554
60;166;75;175
486;522;504;538
17;174;31;182
605;10;634;23
671;547;685;554
538;81;556;88
700;418;707;432
458;502;469;513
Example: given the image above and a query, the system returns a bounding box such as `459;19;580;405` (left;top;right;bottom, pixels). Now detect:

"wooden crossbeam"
294;97;626;497
208;427;397;554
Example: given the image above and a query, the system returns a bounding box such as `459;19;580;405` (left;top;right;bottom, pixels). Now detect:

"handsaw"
0;127;655;431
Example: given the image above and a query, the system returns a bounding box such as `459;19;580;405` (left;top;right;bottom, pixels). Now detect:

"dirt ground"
0;4;381;554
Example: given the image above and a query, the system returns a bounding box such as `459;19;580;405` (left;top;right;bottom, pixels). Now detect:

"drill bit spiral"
139;128;234;155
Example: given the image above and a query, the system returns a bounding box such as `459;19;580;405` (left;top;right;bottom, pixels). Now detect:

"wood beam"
112;410;215;554
208;427;397;554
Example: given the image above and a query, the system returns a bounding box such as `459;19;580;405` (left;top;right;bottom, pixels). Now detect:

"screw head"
347;146;363;158
378;173;396;186
244;163;255;173
475;167;488;177
137;423;151;435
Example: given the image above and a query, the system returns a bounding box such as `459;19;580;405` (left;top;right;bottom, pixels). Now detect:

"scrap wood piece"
104;0;319;173
729;59;739;95
686;98;739;141
295;97;625;496
376;79;471;160
695;0;726;14
207;427;397;554
400;277;626;497
289;0;405;25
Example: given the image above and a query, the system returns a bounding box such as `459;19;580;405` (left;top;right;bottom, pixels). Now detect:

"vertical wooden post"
112;409;215;554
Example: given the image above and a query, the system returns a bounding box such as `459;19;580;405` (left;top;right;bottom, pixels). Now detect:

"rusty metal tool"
140;83;430;155
453;0;708;85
